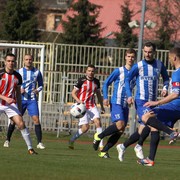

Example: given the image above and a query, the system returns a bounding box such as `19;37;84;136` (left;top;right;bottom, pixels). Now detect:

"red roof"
56;0;180;41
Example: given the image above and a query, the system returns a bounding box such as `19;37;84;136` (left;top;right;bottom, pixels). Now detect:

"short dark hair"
87;64;96;69
125;48;137;57
144;42;156;51
5;53;16;59
169;47;180;59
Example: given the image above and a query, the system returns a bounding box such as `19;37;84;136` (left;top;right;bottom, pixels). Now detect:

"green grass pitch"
0;131;179;180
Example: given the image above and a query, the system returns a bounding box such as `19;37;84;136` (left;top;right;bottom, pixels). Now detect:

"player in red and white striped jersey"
0;53;37;154
69;64;105;150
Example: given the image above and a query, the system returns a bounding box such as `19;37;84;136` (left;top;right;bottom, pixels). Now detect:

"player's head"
24;54;34;69
4;53;16;72
86;64;96;80
169;47;180;68
125;48;136;68
143;42;156;61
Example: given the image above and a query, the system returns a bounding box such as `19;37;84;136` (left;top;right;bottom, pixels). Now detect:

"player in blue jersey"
93;48;136;158
116;42;169;164
4;54;45;149
137;47;180;166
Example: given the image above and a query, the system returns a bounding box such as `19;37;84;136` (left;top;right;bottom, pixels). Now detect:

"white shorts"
0;103;21;118
78;106;100;126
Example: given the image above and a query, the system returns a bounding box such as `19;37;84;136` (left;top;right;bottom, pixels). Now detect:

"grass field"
0;130;179;180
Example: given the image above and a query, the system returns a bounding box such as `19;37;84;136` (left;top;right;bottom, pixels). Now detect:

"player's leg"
69;112;89;149
134;125;151;159
6;103;37;154
4;101;27;147
99;131;122;158
93;104;127;151
27;100;45;149
137;129;159;167
142;106;179;143
4;120;15;147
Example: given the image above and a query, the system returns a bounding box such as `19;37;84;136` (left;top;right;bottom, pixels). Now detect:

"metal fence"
0;41;179;136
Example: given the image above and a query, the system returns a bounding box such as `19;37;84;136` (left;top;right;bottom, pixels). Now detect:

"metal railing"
0;41;179;136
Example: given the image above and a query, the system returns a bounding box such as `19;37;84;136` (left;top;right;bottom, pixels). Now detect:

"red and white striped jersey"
0;69;22;105
74;76;100;109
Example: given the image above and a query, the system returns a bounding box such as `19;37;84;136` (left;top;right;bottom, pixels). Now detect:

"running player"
68;64;105;150
138;47;180;166
116;42;169;165
93;48;136;158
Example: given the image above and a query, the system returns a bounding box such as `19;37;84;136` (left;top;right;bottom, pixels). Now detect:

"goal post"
0;43;45;123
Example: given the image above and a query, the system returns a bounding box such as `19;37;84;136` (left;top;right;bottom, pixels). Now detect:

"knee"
141;113;150;124
17;120;25;130
93;118;101;127
116;121;125;131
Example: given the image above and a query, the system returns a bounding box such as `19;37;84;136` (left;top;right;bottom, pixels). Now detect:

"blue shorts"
22;100;39;116
135;99;155;125
110;103;129;126
151;103;180;128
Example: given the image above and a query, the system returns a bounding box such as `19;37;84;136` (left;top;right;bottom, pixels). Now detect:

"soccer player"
4;54;45;149
0;53;37;154
116;42;169;165
93;48;136;158
137;47;180;166
68;64;105;150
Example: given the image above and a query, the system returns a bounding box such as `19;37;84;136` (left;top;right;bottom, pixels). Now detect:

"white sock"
96;127;103;147
78;128;83;135
20;128;33;150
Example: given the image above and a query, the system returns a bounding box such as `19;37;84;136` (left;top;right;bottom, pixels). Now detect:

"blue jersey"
103;67;135;108
168;68;180;107
17;67;43;100
125;59;169;101
150;68;180;128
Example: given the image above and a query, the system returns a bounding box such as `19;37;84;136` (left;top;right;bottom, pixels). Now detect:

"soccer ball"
70;103;86;118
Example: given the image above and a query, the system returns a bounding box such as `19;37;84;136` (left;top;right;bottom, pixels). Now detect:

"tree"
0;0;38;41
114;0;138;48
59;0;105;46
147;0;179;49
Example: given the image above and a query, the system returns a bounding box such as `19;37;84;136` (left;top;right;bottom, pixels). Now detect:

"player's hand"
32;89;39;94
101;107;105;114
127;97;134;105
5;97;15;105
143;101;158;107
161;90;168;97
21;88;25;94
103;99;109;107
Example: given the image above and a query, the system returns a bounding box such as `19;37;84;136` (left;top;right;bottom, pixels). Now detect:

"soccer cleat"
169;132;179;145
28;149;38;155
116;144;125;162
137;157;155;167
98;152;110;158
93;133;101;151
37;142;45;149
3;140;10;148
134;144;144;159
68;140;74;149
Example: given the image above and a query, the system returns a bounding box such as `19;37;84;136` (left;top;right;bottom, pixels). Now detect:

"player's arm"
96;89;105;113
71;87;82;104
33;71;43;94
125;64;138;104
160;63;169;97
15;85;22;113
102;68;119;106
0;94;15;104
144;92;178;107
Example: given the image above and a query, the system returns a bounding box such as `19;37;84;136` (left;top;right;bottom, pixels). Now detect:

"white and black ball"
70;103;86;118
